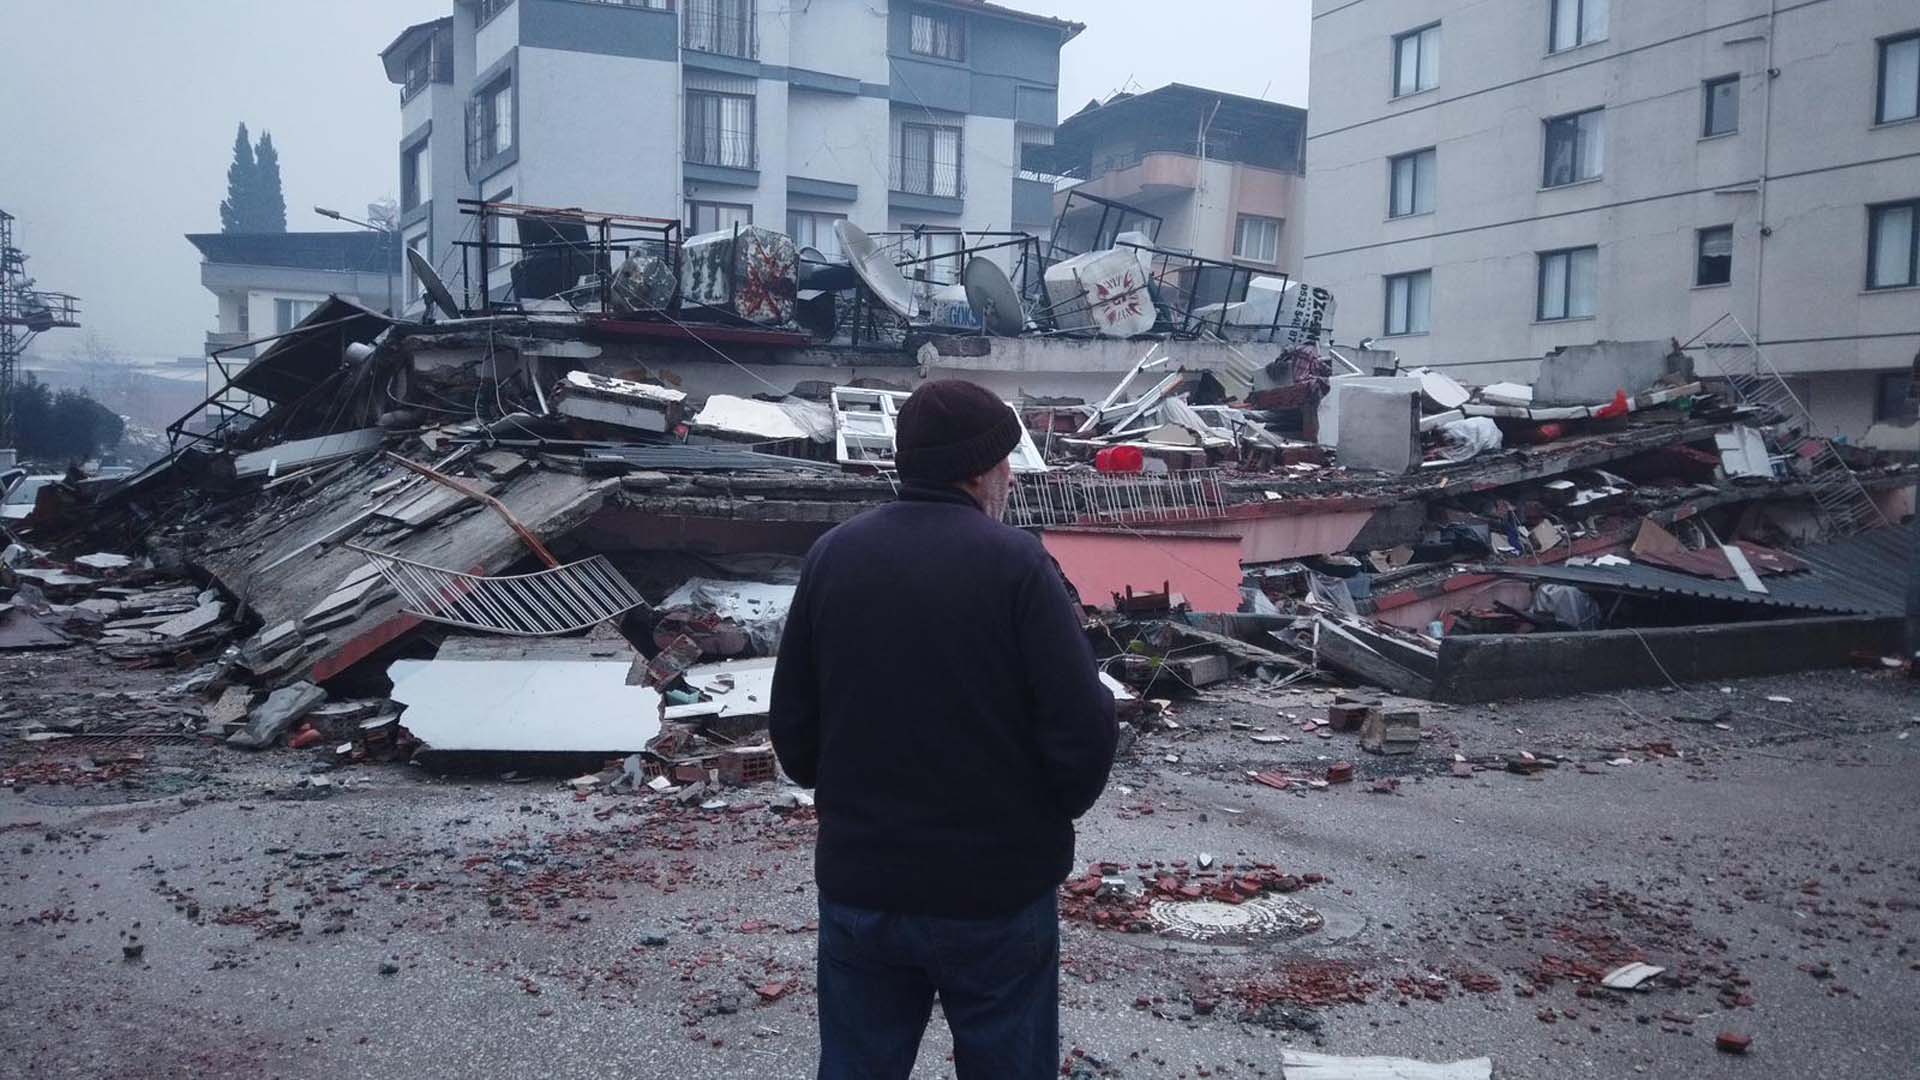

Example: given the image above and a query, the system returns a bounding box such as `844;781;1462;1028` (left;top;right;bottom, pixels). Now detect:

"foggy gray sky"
0;0;1309;360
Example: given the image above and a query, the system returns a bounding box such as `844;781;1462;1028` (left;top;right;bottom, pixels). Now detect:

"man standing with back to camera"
771;379;1118;1079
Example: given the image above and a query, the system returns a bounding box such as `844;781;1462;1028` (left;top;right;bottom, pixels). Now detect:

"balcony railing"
891;157;964;199
685;129;756;170
684;2;756;59
400;56;452;104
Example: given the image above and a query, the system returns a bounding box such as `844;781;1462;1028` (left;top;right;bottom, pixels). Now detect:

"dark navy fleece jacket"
769;482;1117;918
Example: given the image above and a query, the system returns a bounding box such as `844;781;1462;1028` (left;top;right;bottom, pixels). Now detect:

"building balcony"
206;331;255;360
1067;151;1303;216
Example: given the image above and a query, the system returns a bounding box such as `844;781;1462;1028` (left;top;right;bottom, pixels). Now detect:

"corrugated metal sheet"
1487;523;1912;616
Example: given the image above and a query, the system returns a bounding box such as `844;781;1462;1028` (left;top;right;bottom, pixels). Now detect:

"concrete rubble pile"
6;199;1910;774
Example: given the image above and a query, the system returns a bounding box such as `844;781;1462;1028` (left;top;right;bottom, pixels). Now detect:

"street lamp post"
315;206;397;316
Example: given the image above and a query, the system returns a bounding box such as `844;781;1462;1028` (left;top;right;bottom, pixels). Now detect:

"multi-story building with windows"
1305;0;1920;437
1028;84;1309;277
380;0;1080;306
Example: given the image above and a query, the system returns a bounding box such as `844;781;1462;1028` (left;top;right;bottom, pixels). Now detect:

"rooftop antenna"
0;209;81;445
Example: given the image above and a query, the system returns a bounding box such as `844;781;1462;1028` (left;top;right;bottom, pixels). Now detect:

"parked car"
1;474;64;522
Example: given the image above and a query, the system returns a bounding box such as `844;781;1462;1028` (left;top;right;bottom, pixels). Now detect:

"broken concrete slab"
1534;339;1687;406
227;681;326;749
552;370;685;433
233;429;388;480
197;461;615;686
1333;382;1421;473
151;601;226;639
387;636;661;755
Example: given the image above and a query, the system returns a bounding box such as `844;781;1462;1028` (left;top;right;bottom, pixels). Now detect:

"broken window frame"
684;89;756;169
1388;147;1436;218
1548;0;1607;54
1876;30;1920;125
1383;269;1432;336
1392;23;1440;98
1233;215;1281;265
1867;198;1920;290
910;8;966;62
1695;225;1733;288
1542;107;1604;188
1537;245;1598;321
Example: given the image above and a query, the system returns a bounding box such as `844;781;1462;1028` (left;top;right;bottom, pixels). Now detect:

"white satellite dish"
834;220;917;321
962;257;1025;337
406;247;462;320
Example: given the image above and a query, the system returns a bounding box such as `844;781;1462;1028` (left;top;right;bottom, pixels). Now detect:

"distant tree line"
220;122;287;233
11;375;124;464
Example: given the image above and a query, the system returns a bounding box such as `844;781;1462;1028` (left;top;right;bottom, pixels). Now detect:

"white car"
1;474;64;522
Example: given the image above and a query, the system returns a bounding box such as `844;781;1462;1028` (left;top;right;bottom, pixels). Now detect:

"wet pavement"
2;647;1916;1079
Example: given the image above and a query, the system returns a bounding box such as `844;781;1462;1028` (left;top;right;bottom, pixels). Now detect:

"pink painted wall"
1042;530;1245;613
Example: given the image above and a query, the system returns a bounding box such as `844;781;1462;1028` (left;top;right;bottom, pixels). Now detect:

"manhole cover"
1147;895;1324;946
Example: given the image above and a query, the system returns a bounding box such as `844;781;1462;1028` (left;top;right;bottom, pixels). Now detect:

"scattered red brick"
1716;1031;1752;1055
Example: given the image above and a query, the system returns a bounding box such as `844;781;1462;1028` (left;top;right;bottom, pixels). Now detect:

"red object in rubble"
1593;390;1630;421
1514;422;1566;445
1094;446;1145;474
289;725;322;750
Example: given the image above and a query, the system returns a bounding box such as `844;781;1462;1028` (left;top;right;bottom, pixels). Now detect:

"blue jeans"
816;891;1059;1080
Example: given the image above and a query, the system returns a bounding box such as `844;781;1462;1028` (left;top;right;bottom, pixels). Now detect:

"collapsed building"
4;198;1913;767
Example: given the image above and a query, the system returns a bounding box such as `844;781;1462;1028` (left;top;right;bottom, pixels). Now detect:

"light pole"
315;206;397;316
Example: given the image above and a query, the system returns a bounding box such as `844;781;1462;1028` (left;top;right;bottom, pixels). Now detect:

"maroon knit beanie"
894;380;1022;483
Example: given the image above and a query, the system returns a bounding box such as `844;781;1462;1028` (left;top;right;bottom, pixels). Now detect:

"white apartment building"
184;231;399;415
381;0;1079;306
1305;0;1920;438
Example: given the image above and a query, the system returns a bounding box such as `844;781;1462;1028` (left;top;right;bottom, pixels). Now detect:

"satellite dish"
796;245;858;292
834;220;916;321
406;247;461;320
962;257;1025;337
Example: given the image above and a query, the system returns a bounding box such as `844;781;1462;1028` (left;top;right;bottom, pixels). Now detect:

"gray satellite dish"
406;247;462;320
834;220;917;321
962;257;1024;337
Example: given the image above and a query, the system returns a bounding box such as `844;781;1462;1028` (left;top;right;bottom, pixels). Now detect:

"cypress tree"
219;122;255;233
253;131;288;233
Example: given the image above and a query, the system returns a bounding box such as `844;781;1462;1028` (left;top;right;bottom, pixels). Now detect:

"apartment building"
380;0;1080;306
1304;0;1920;437
1029;84;1308;276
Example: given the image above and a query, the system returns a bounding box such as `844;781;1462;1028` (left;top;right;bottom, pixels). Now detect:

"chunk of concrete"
1334;383;1421;473
227;681;326;749
1534;340;1689;406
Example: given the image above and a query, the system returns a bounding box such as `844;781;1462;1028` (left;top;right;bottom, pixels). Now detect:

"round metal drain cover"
1147;896;1324;946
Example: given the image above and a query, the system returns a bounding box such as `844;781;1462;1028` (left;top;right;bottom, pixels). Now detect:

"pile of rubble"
0;195;1909;771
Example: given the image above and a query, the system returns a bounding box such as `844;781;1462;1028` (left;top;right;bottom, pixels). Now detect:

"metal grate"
347;546;646;636
1687;313;1888;537
1006;469;1229;528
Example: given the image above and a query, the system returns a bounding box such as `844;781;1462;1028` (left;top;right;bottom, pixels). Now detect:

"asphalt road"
2;650;1915;1079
